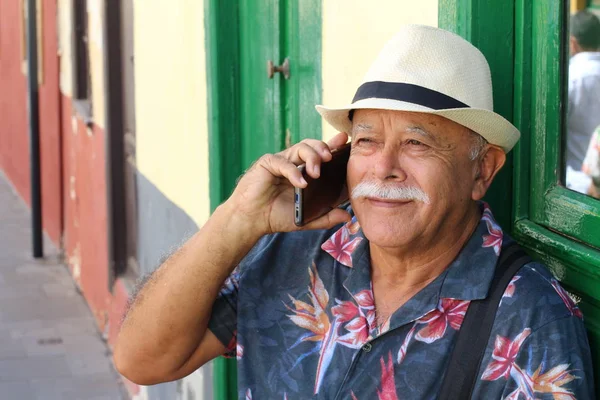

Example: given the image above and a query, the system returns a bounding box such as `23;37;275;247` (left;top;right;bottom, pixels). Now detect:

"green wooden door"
239;0;282;166
207;1;322;399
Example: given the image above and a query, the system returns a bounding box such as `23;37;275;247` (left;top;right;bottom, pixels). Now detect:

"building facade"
1;0;599;399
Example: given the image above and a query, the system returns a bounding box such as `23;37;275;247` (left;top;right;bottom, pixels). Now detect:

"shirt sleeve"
207;266;241;358
501;315;595;399
207;234;272;358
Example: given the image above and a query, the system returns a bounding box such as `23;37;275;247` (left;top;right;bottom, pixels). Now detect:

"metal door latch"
267;58;290;79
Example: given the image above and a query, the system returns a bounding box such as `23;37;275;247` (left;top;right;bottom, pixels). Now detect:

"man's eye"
356;138;373;144
407;139;425;146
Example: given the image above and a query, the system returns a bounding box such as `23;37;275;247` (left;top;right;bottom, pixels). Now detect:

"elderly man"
115;25;594;398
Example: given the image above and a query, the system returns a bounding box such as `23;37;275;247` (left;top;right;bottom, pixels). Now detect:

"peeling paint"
68;244;82;285
69;175;76;200
71;115;78;135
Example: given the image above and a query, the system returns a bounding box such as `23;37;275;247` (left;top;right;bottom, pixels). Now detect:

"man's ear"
471;145;506;201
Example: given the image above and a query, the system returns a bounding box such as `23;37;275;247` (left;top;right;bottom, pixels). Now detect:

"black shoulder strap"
438;242;531;400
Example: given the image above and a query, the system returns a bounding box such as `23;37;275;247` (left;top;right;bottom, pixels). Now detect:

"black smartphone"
294;143;352;226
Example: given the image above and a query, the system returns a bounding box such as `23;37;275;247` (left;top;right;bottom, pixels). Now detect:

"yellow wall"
134;0;211;226
321;0;438;140
57;0;73;97
87;0;105;129
571;0;587;13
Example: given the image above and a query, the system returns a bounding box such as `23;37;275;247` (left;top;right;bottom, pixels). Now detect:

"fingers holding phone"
227;132;351;235
281;132;349;178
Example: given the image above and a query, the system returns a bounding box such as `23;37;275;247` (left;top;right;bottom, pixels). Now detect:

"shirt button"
362;343;372;352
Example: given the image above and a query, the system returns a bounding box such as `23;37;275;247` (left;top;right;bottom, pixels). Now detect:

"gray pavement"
0;172;128;400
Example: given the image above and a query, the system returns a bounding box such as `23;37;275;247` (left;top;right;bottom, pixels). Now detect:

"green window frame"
442;0;600;388
512;0;600;383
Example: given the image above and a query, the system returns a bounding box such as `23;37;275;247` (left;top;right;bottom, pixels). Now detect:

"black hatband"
351;81;470;110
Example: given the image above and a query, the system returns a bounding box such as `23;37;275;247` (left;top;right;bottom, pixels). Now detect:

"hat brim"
316;98;520;153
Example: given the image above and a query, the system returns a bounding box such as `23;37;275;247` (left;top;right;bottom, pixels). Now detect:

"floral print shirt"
582;128;600;194
208;204;594;399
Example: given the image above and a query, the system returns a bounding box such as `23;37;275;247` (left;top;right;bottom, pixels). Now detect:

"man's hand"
114;132;353;385
228;132;352;234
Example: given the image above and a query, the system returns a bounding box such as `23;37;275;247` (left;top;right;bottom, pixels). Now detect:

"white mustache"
351;181;431;204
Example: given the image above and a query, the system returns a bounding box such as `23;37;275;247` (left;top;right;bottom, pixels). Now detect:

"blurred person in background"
566;10;600;193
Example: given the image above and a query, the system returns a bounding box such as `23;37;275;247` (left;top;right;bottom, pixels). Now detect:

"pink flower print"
503;389;522;400
337;315;369;348
354;289;375;309
551;279;583;319
482;217;503;256
321;225;363;267
500;275;521;306
236;343;244;360
223;331;237;358
481;328;532;381
334;289;376;348
354;289;376;330
332;299;359;323
347;218;361;235
503;275;521;299
377;352;399;400
397;324;417;364
415;299;470;343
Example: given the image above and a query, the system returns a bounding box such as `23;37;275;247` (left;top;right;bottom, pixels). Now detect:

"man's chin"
360;221;420;249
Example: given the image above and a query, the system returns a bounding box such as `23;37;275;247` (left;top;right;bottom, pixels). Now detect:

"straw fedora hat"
316;25;520;152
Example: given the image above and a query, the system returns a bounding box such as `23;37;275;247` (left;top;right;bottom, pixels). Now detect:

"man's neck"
369;203;481;293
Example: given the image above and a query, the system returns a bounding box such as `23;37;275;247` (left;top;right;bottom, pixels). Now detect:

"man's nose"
372;145;407;181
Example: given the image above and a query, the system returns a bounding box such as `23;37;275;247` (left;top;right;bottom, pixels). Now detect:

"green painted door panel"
239;0;282;168
282;0;322;145
238;1;322;165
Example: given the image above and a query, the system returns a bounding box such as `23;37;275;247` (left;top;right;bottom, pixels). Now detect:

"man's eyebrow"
406;126;438;142
352;123;373;135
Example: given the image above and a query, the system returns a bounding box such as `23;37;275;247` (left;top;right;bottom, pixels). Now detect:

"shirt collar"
321;202;503;301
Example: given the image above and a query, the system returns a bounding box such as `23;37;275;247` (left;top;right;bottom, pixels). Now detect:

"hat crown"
362;25;493;110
